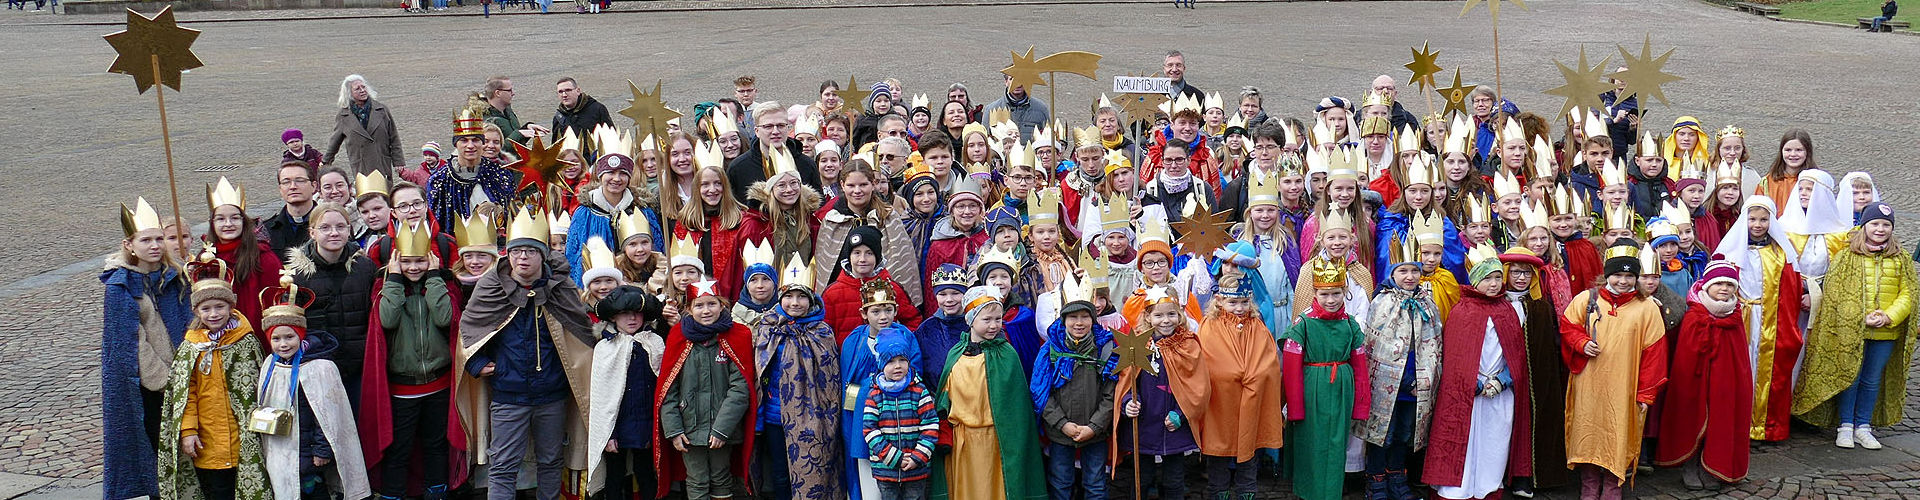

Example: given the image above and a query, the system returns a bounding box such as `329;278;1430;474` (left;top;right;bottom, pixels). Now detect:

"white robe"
257;358;370;500
585;328;663;494
1435;322;1514;500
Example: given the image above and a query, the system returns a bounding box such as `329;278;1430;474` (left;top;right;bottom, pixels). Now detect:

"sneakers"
1837;424;1856;448
1858;426;1883;450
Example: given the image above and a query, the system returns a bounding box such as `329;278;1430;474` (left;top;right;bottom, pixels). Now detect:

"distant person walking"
324;75;406;179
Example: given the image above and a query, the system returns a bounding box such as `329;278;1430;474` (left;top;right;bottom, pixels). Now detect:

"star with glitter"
834;75;874;115
506;135;576;193
1434;69;1478;118
1405;42;1443;90
104;6;204;93
1172;208;1234;258
1542;46;1615;120
1608;34;1683;107
617;79;681;144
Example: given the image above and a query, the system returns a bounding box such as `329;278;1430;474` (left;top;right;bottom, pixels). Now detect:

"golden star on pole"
1111;326;1157;375
616;79;681;144
1003;46;1103;90
1607;34;1683;107
1434;69;1478;118
1542;46;1615;120
1460;0;1527;22
104;6;203;93
1172;209;1234;259
1004;46;1048;91
506;135;575;194
1405;42;1443;90
835;75;874;115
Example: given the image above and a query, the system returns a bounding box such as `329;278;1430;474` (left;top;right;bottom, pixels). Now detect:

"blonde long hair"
678;165;744;231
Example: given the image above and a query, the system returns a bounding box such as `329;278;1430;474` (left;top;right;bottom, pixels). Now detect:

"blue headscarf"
1028;316;1114;413
1209;241;1275;324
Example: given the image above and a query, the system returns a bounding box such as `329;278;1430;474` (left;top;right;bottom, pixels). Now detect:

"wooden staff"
151;53;186;238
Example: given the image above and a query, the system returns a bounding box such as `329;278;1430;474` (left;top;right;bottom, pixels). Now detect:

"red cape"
1653;302;1752;481
1424;285;1534;484
358;273;471;493
1756;263;1805;441
1561;237;1604;291
653;321;760;498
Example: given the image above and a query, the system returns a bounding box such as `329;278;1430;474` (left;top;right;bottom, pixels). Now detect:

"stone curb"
1693;0;1918;36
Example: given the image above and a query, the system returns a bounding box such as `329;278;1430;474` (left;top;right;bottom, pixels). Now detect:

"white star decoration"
691;280;718;298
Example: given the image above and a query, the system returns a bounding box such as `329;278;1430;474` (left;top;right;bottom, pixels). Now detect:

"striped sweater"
860;375;939;482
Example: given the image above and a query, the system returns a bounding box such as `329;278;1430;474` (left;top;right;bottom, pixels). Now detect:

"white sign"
1112;76;1174;94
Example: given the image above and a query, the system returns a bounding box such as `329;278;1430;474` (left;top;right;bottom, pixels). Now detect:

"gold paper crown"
121;197;164;238
1602;202;1636;231
1359;116;1393;137
1600;157;1629;186
454;107;485;137
355;170;390;200
1676;157;1707;180
1203;92;1225;111
1366;90;1395;109
1101;191;1133;232
548;211;572;242
1248;169;1282;207
1580;109;1609;140
1519;198;1551;230
1605;240;1641;261
1327;146;1361;181
507;206;550;245
1530;136;1556;180
990;120;1019;144
693;140;726;170
1396;124;1422;153
986;108;1012;131
1138;209;1172;246
395;220;435;258
454;213;495;252
1096;93;1116;111
1305;144;1330;175
669;233;700;264
1492;169;1523;198
1443;115;1475;155
1224;112;1247;133
1638;242;1659;275
1637;130;1661;158
615;211;651;243
1659;198;1692;227
1033;122;1057;149
1059;263;1094;307
1498;115;1525;144
1550;184;1578;215
639;133;658;153
779;252;814;293
1412;210;1446;247
1467;243;1502;267
793;114;821;137
974;244;1022;276
582;236;618;273
964;162;993;179
709;112;739;138
911;93;929;110
1319;207;1355;234
1078;243;1110;292
559;127;582;153
1310;258;1348;289
1104;149;1132;176
1006;139;1035;168
859;279;896;308
1403;152;1437;187
1644;217;1677;242
770;147;799;177
1029;187;1062;225
206;176;246;212
742;238;775;272
1465;193;1494;224
1713;160;1742;187
1168;93;1203;117
1073;125;1103;151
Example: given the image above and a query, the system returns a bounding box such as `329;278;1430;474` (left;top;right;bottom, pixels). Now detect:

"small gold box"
247;407;292;435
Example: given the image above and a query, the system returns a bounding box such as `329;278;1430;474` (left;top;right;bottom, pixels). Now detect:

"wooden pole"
1491;21;1505;100
151;54;187;240
1047;72;1057;128
1131;404;1141;498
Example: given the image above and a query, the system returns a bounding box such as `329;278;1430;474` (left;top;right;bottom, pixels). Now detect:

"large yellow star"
834;75;874;115
1542;46;1615;120
104;6;204;93
1172;208;1234;259
1460;0;1528;22
1404;42;1443;90
1434;69;1478;119
1003;46;1048;92
616;79;681;144
1607;35;1683;107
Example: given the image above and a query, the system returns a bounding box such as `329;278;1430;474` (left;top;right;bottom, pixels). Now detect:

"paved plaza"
0;0;1917;496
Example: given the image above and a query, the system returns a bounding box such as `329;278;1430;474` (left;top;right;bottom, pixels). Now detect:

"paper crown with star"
121;197;164;238
779;252;815;295
454;213;497;255
206;176;246;212
395;220;436;258
686;279;721;301
1104;149;1133;176
1142;285;1177;307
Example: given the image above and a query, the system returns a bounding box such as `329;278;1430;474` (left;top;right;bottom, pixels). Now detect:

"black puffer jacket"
287;242;377;383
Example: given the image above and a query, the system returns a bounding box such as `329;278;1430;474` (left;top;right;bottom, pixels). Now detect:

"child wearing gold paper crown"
1361;236;1443;500
1294;207;1373;321
159;253;269;500
1281;258;1372;500
1559;239;1669;500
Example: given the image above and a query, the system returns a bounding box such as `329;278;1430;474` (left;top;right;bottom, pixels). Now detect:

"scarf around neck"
679;313;735;343
1158;168;1194;194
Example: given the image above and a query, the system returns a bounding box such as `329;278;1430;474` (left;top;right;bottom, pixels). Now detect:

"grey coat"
324;98;405;178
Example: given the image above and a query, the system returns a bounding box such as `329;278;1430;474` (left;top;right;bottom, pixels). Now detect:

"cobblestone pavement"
2;0;1919;496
